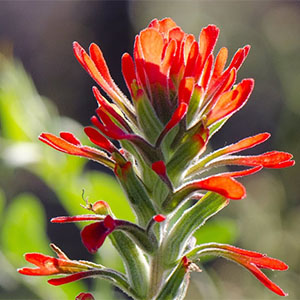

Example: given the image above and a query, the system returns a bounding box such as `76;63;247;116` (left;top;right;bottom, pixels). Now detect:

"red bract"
39;132;115;168
18;244;90;277
195;244;288;296
51;214;116;254
76;292;95;300
80;215;116;254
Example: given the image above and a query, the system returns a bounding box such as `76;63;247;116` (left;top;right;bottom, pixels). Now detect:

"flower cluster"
19;18;293;299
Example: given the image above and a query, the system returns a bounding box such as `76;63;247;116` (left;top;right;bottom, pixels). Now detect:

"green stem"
148;250;165;299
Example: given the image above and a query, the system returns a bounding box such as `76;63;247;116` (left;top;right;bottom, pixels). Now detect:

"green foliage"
0;55;129;299
1;193;50;258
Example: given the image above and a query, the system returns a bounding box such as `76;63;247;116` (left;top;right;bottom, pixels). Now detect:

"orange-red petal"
206;79;254;125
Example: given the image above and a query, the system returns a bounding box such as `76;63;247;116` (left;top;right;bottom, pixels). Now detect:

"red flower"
51;214;116;254
39;132;115;169
52;213;166;254
75;293;95;300
191;243;288;296
17;244;101;286
80;215;116;254
70;18;252;138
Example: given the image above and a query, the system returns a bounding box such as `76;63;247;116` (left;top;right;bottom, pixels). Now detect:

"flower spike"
29;17;293;299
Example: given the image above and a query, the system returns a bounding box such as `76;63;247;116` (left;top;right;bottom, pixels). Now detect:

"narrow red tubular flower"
76;292;95;300
206;151;295;170
223;151;295;168
206;79;255;126
51;215;104;223
188;176;246;200
84;126;116;153
187;133;293;178
194;243;288;296
175;167;262;205
92;86;132;133
48;271;99;286
39;132;115;168
91;110;133;141
219;132;271;155
18;251;89;276
73;42;135;120
80;215;116;254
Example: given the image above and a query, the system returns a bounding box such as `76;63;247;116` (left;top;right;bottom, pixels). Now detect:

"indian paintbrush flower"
19;17;294;299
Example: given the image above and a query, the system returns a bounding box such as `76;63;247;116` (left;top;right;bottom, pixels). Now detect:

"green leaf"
114;162;156;227
136;94;163;144
162;192;229;266
109;231;149;299
156;258;189;300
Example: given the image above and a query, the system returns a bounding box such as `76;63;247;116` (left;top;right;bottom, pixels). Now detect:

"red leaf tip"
152;161;167;176
153;214;166;222
76;292;95;300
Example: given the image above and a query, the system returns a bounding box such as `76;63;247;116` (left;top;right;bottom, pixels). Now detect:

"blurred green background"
0;1;299;299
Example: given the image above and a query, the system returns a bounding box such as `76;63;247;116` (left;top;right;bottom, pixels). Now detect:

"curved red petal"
140;28;164;65
246;263;288;296
39;133;87;157
60;132;81;146
212;47;228;80
160;103;188;140
121;53;136;95
76;292;95;300
84;126;115;153
221;166;263;178
200;53;213;90
219;133;271;155
227;151;293;168
93;87;131;131
178;77;195;104
96;108;129;140
48;271;95;286
193;176;246;200
51;215;103;223
207;78;254;125
184;41;199;78
89;43;118;94
198;25;219;71
161;39;176;76
80;221;114;254
157;17;178;34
